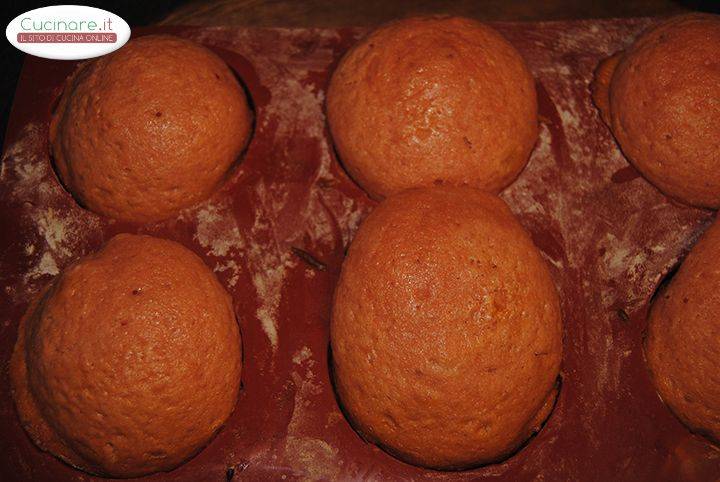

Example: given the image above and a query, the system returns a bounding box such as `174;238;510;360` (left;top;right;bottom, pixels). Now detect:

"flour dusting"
194;203;245;257
35;208;71;257
25;252;59;279
187;28;369;351
284;346;342;481
292;345;313;365
2;122;102;297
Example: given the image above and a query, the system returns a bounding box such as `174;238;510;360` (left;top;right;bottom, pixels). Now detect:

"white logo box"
6;5;131;60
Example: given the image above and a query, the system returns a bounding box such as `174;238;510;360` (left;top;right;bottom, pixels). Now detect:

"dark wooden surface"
160;0;689;26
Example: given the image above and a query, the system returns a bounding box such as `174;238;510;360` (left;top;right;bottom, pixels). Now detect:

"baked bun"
646;221;720;444
592;14;720;208
330;187;562;469
327;16;538;200
50;34;253;222
10;234;242;478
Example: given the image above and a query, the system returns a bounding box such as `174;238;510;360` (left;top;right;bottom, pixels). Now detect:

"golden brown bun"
50;35;253;223
10;234;242;478
590;52;622;127
327;17;538;200
596;14;720;208
330;186;562;469
646;220;720;444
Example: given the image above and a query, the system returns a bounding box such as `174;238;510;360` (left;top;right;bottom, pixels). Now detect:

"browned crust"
331;187;562;470
50;35;253;223
596;14;720;208
590;51;623;128
327;16;538;200
646;220;720;446
10;234;242;478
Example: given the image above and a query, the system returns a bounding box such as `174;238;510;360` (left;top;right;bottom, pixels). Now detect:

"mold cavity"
222;60;257;177
649;261;682;306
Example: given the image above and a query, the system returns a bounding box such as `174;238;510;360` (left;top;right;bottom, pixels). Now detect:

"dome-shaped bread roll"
592;14;720;208
646;221;720;444
50;35;253;222
327;17;538;200
11;234;242;477
330;187;562;469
